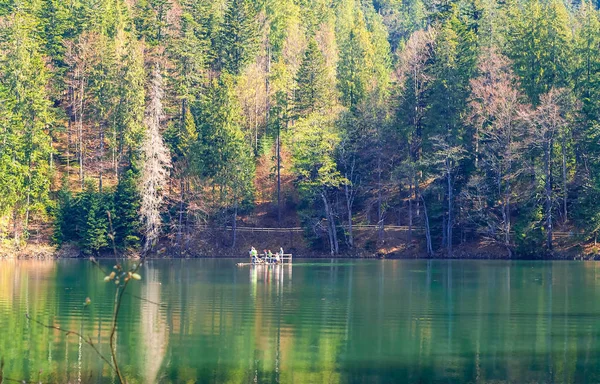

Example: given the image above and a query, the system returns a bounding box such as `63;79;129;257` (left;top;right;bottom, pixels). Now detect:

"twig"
109;284;128;384
108;256;146;384
88;257;110;276
124;292;164;307
25;314;116;374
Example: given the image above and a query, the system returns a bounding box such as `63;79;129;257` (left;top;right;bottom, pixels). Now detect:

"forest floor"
0;226;592;260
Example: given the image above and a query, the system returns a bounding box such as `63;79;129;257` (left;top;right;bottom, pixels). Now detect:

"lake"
1;259;600;383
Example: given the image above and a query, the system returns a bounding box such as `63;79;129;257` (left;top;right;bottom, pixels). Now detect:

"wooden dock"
237;254;293;267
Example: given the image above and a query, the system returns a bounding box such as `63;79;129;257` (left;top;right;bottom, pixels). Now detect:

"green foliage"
0;7;54;240
8;0;600;257
294;39;332;117
53;182;111;254
133;0;172;45
54;175;143;254
337;8;372;109
290;113;346;197
193;74;255;208
504;0;572;105
52;182;76;246
80;186;110;254
217;0;259;75
113;168;142;250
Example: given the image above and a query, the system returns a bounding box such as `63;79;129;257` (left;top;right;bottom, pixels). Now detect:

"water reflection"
2;260;600;383
139;265;168;383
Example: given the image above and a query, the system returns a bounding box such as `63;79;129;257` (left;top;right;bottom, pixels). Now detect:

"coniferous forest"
2;0;600;258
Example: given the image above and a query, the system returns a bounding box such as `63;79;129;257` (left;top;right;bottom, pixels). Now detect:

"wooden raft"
237;254;292;267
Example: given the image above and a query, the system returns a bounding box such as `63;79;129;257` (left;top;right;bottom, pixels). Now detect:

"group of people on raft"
249;246;285;264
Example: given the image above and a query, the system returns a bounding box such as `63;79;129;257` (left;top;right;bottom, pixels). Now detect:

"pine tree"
294;38;332;117
78;182;110;254
53;180;77;245
115;36;147;166
504;0;571;105
573;1;600;125
217;0;259;75
193;74;254;246
0;6;53;242
337;8;371;109
195;75;246;179
132;0;172;46
114;168;142;249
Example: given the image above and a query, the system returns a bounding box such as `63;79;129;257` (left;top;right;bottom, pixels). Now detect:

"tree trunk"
13;208;19;246
377;154;384;243
344;180;354;248
545;137;553;251
408;179;413;243
331;201;339;255
322;192;337;255
112;121;118;180
177;176;185;256
503;189;511;252
67;83;73;178
562;138;568;224
277;122;281;225
446;157;453;257
99;123;104;193
78;76;85;190
421;194;433;256
232;200;238;248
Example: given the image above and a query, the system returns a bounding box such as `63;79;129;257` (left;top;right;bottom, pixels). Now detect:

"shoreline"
1;244;595;261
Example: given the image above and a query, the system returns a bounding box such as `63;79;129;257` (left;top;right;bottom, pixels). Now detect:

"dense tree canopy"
2;0;600;257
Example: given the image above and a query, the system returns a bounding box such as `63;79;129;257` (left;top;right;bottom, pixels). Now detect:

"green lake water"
1;259;600;383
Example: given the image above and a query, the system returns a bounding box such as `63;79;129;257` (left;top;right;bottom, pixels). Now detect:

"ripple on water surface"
2;259;600;383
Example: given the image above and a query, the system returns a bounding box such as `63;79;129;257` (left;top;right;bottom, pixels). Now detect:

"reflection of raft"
237;254;292;267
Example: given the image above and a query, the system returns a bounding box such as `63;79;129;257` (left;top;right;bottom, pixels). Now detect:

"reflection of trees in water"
139;264;168;383
8;260;600;382
0;260;59;382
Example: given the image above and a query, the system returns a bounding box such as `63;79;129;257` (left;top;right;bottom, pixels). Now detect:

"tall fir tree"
294;38;332;117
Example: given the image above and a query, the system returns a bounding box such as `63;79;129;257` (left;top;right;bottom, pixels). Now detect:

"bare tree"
467;49;529;256
428;136;466;256
524;88;579;252
141;65;172;252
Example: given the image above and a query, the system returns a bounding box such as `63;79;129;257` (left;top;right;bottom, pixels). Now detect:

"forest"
1;0;600;258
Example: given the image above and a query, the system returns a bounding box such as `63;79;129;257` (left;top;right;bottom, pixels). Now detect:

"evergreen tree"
217;0;259;75
504;0;572;104
337;8;372;109
52;181;77;245
195;75;248;179
0;6;54;242
113;168;142;249
133;0;172;46
294;38;332;117
78;182;110;254
573;1;600;125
